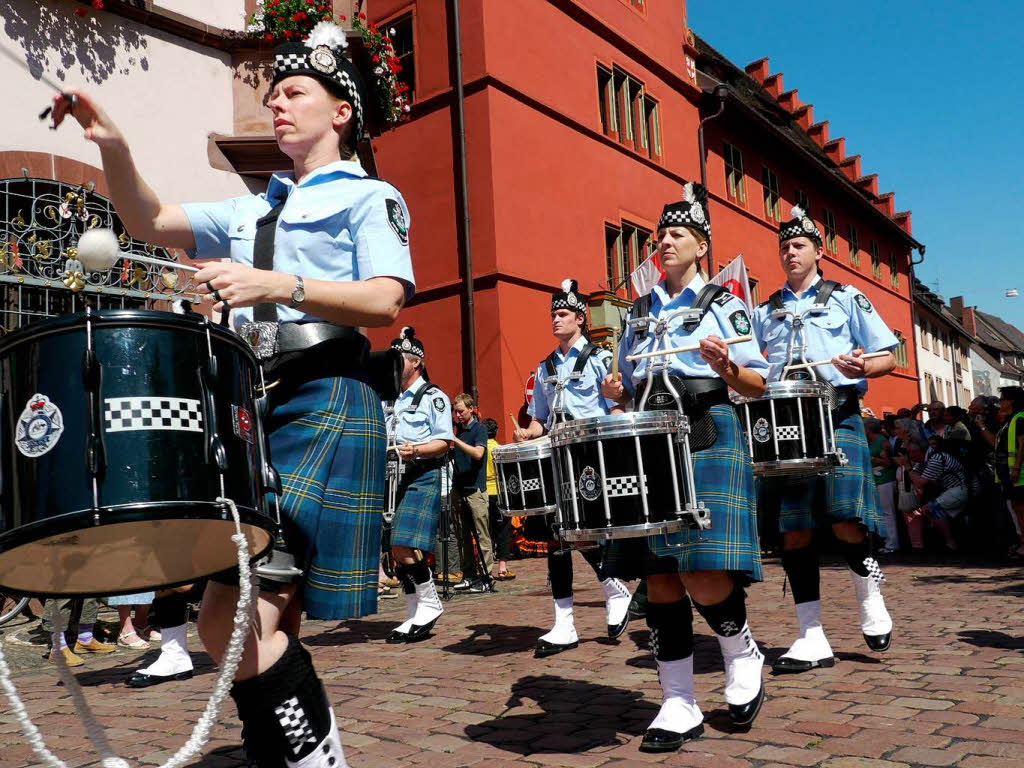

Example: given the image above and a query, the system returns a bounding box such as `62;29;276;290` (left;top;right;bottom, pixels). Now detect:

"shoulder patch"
713;291;738;306
729;310;752;336
385;198;409;245
433;397;446;413
854;294;873;313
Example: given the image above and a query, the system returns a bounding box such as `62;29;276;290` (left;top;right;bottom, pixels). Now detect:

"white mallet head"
76;228;121;273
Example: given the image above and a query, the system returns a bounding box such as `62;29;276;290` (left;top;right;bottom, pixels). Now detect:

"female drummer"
52;22;412;768
602;182;769;752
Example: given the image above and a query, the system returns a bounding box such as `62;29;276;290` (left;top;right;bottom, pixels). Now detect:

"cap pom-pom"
307;21;349;50
561;279;575;293
790;205;806;219
401;326;415;338
682;182;695;203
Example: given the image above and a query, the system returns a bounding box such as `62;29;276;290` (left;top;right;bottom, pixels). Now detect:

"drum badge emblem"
232;405;255;443
506;473;521;495
578;466;602;501
752;417;772;444
16;394;64;457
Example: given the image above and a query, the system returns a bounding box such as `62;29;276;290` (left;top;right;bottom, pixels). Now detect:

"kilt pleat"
391;468;442;552
269;376;385;621
776;412;884;535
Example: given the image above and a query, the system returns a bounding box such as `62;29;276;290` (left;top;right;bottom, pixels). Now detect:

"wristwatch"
289;275;305;309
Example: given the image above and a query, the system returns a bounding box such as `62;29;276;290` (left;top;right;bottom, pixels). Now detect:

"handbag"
896;467;919;512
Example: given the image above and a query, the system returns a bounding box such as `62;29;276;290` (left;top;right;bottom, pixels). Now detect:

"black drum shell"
493;441;558;517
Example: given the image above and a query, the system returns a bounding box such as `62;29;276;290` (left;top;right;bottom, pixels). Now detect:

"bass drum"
0;309;275;596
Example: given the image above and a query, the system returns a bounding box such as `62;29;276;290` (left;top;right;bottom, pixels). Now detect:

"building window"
946;380;954;405
597;65;616;136
920;321;930;351
889;251;899;288
795;189;810;213
944;332;951;361
605;224;624;297
823;209;838;254
869;239;881;278
924;372;934;398
893;331;909;370
389;15;416;99
748;277;760;306
934;325;943;358
724;143;745;203
847;224;860;267
643;95;661;160
762;167;780;222
605;221;651;300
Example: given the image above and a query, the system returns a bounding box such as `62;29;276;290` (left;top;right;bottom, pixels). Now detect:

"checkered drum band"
104;397;203;433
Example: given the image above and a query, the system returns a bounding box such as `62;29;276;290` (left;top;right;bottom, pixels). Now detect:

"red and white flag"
710;254;753;313
630;253;665;297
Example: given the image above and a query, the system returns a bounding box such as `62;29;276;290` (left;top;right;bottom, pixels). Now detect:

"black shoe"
728;682;765;726
124;668;194;688
771;655;836;674
386;627;411;644
452;579;472;591
535;638;579;658
465;578;496;594
638;723;704;753
607;611;631;639
405;618;438;641
864;631;891;652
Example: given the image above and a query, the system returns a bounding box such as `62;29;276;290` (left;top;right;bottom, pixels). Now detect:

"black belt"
263;323;370;387
832;384;861;420
680;377;729;406
402;456;447;475
276;322;362;355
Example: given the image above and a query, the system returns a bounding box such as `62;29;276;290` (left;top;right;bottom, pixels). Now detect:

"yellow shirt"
485;438;499;496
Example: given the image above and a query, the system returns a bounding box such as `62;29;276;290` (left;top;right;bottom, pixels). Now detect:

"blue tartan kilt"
775;411;884;536
269;376;385;621
645;404;763;582
391;467;442;552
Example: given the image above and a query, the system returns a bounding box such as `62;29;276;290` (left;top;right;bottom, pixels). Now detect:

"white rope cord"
0;497;256;768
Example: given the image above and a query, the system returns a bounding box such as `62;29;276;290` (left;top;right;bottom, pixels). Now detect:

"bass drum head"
0;502;273;597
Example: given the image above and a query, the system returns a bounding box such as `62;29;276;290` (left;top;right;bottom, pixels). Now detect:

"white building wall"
971;349;1001;397
2;0;248;203
914;307;971;406
156;1;248;32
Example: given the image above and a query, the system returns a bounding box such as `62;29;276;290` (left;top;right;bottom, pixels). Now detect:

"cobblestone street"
1;554;1022;767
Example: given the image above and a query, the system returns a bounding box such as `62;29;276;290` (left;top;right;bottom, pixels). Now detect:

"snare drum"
731;380;840;476
0;309;276;596
549;411;709;541
492;437;558;518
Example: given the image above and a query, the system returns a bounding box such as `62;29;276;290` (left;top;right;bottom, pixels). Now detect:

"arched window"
0;173;198;334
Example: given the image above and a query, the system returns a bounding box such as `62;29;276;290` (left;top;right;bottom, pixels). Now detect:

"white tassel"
401;326;414;338
790;205;806;219
307;21;349;50
683;182;695;203
561;279;573;293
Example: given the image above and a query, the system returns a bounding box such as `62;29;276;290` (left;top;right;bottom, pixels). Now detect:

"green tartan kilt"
773;411;884;535
390;467;441;553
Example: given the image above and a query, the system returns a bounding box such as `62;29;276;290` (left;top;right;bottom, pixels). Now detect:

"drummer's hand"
397;442;415;460
512;428;530;442
195;262;291;312
698;335;730;374
832;348;866;379
601;373;624;402
49;90;123;146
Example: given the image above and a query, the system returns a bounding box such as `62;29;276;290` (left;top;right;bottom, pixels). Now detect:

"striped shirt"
921;450;966;491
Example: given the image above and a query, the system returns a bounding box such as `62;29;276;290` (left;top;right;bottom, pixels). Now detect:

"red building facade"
364;0;922;434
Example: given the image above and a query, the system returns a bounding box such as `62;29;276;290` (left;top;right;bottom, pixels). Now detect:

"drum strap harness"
766;279;842;314
541;342;601;420
392;383;448;475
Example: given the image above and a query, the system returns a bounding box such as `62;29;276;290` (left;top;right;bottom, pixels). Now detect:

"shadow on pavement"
303;619;396;647
465;673;653;755
959;629;1024;651
441;624;543;656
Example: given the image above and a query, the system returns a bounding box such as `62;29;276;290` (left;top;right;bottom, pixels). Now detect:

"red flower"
264;32;274;41
358;12;366;19
338;14;346;20
371;54;379;63
73;7;87;16
91;0;104;9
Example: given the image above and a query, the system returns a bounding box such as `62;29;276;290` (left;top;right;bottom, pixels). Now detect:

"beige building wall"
156;0;248;31
2;0;249;203
914;306;974;407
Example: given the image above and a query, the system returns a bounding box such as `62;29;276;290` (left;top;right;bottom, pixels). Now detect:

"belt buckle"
239;321;279;361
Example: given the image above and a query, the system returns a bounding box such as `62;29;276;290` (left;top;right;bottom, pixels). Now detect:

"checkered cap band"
658;202;711;238
391;337;424;358
273;46;364;137
551;292;585;312
779;218;822;243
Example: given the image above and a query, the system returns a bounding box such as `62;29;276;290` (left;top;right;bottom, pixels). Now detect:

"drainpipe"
449;0;477;400
909;245;926;400
698;85;728;277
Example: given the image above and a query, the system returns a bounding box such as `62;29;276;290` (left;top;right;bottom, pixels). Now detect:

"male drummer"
750;205;897;673
514;278;633;657
384;327;454;643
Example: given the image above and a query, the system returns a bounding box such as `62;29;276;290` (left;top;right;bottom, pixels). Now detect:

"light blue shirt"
618;275;770;395
386;376;455;445
528;336;616;427
182;160;415;329
751;276;899;392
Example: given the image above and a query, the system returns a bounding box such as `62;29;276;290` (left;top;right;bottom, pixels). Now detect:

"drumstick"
611;329;621;381
625;335;752;363
782;350;890;373
508;412;520;434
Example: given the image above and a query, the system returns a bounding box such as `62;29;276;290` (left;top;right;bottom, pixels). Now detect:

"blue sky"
689;0;1023;330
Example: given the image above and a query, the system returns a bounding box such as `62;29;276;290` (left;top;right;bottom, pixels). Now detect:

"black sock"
230;635;332;763
840;537;872;577
548;550;573;600
646;598;693;661
151;592;188;629
409;559;431;585
781;546;820;604
692;583;746;637
396;564;416;595
580;546;603;579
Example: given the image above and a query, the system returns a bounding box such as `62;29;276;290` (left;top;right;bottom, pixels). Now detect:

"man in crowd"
450;394;497;594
